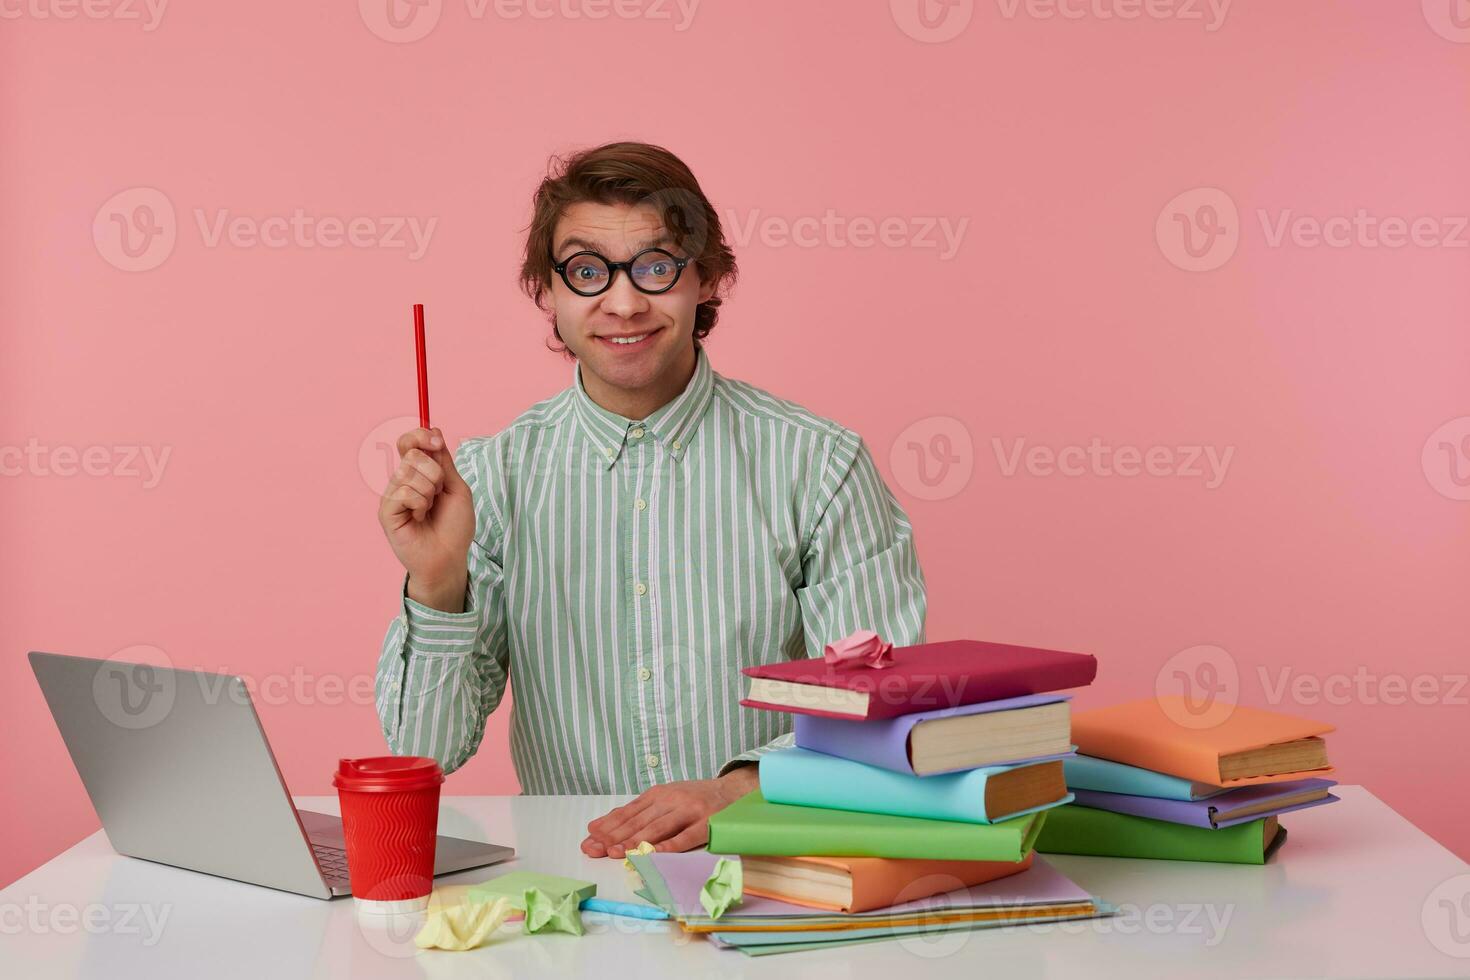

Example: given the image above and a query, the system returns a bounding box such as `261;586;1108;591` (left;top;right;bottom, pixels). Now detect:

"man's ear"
696;275;717;304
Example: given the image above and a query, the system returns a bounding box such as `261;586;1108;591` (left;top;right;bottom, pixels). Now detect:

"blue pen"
580;897;670;920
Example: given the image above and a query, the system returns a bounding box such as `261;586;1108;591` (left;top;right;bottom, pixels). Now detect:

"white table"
3;787;1468;978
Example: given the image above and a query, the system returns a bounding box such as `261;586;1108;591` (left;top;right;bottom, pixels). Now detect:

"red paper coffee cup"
333;756;444;913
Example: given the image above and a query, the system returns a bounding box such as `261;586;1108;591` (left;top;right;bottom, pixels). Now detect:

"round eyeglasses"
550;247;694;297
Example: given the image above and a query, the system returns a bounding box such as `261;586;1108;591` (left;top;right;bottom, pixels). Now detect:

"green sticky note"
467;872;596;911
523;887;584;936
698;857;743;919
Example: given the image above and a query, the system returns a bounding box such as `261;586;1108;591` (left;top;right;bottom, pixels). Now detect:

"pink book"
740;639;1097;721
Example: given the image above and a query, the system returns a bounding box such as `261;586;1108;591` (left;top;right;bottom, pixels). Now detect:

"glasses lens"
630;249;681;292
563;253;610;294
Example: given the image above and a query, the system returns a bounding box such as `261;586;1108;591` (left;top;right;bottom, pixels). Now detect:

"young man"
375;141;926;858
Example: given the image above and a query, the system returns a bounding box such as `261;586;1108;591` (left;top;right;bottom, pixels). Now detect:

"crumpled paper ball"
414;895;513;951
523;887;584;936
699;856;743;918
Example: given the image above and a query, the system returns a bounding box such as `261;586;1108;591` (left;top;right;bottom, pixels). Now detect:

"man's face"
550;200;715;393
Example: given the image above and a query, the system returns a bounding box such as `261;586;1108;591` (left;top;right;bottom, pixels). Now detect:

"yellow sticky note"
414;896;513;951
622;840;657;891
621;840;656;870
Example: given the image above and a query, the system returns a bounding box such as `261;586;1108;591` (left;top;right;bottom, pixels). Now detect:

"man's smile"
595;325;663;350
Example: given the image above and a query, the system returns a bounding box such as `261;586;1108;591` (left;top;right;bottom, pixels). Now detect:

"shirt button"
637;666;652;682
671;440;681;451
645;753;660;769
604;447;615;459
634;582;647;596
630;426;645;440
634;498;647;511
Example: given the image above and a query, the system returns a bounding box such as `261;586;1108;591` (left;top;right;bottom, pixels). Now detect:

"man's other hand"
580;766;759;858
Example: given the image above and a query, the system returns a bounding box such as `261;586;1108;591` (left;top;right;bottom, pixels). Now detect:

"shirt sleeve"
374;438;511;775
718;429;928;776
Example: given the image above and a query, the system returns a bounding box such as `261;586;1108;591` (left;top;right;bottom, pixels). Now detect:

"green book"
706;789;1045;861
1035;804;1287;864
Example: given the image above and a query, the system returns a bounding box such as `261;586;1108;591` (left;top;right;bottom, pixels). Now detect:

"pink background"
3;1;1468;888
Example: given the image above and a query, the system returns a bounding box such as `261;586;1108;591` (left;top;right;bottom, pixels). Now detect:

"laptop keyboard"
311;842;351;887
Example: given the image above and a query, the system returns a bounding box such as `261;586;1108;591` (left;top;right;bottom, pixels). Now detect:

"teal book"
760;747;1073;824
1063;754;1230;801
1035;804;1287;864
707;790;1046;861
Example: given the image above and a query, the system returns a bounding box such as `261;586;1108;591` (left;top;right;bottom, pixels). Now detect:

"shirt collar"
570;342;714;468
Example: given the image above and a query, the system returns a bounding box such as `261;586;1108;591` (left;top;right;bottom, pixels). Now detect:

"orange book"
1071;697;1334;789
741;852;1034;913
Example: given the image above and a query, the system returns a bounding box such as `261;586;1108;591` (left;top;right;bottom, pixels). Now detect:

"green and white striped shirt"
375;342;927;793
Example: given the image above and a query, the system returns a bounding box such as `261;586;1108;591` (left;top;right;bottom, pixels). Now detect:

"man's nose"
599;270;650;318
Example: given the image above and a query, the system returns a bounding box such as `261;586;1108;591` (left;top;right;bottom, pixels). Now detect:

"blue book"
1062;754;1231;801
760;746;1073;824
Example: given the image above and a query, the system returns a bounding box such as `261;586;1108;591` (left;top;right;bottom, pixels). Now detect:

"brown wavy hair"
518;141;739;357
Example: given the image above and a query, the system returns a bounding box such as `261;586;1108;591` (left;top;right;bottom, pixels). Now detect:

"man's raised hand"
377;427;475;613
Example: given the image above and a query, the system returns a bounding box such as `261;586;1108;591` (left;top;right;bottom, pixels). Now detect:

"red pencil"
413;303;430;430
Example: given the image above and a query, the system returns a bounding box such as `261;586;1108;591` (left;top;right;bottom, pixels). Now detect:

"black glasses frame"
550;247;694;297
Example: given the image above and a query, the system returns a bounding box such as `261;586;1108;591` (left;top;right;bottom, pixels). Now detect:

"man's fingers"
617;810;693;852
585;797;648;834
580;836;608;857
586;795;659;842
441;457;469;492
656;822;710;854
391;483;431;515
430;429;471;491
590;799;673;846
395;463;438;502
591;802;670;847
395;427;441;458
401;449;445;493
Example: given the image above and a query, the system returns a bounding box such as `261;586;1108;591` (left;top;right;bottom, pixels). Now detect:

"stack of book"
695;636;1103;952
1035;697;1340;864
629;847;1108;957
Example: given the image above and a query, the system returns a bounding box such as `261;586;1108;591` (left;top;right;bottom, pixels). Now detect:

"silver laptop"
29;650;514;900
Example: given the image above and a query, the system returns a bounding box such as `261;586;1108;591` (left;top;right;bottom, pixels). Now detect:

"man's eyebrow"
553;232;674;257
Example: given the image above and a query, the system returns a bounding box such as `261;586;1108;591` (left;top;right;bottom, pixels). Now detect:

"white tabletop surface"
3;786;1468;978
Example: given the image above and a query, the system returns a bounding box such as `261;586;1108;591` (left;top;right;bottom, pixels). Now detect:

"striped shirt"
375;342;927;793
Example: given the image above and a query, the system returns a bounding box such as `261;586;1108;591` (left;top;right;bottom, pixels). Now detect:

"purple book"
1071;778;1340;829
793;693;1074;776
